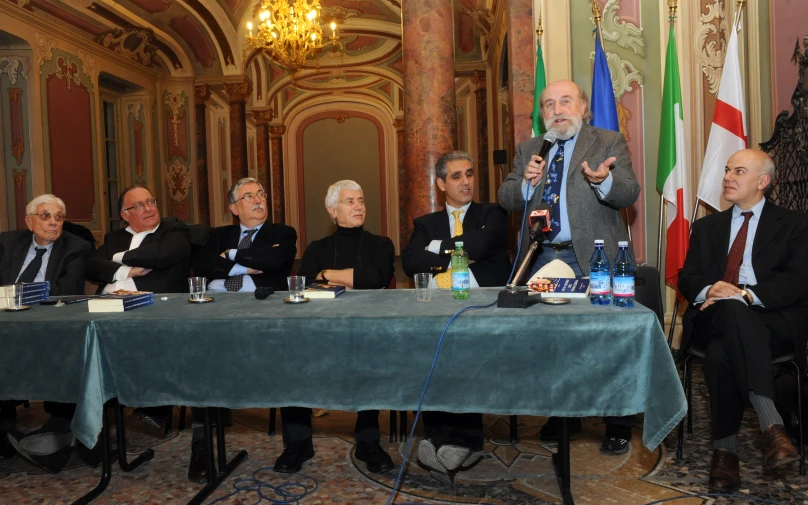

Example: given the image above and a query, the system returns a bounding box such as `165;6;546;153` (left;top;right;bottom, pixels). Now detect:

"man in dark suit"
679;149;806;491
498;79;640;454
402;150;510;479
1;194;91;467
86;185;191;294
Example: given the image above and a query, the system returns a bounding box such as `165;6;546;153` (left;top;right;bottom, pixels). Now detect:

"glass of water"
287;276;306;301
188;277;207;301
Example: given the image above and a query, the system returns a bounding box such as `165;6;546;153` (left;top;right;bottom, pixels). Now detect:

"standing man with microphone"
498;79;640;453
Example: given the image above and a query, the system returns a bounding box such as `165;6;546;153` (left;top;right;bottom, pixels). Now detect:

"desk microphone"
536;131;558;162
254;287;275;300
528;204;552;242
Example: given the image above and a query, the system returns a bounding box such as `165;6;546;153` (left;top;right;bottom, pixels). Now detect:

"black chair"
676;346;805;475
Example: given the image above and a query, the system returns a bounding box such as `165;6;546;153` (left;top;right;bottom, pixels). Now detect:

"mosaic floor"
1;370;805;505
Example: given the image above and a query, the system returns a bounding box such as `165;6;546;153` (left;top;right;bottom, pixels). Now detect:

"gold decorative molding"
329;112;352;123
127;101;146;120
471;69;486;90
17;0;30;7
194;84;211;105
75;49;96;90
167;158;191;202
599;0;646;57
12;169;27;189
35;33;56;71
133;122;144;178
8;87;22;102
223;81;252;102
695;0;729;96
589;51;643;101
12;139;24;166
0;57;30;85
269;124;286;137
96;28;156;67
60;0;94;7
53;55;83;91
164;90;188;148
393;117;404;131
252;108;274;124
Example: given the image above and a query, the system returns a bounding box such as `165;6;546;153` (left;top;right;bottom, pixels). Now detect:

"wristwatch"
740;289;753;305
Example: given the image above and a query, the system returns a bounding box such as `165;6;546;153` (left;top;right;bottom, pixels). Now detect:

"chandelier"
245;0;341;76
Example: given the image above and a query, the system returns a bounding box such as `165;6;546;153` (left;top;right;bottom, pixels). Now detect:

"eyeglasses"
237;191;267;203
28;212;65;222
122;199;158;212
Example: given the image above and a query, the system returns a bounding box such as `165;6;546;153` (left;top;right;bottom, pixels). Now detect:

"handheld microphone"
528;204;552;242
254;287;275;300
536;131;558;162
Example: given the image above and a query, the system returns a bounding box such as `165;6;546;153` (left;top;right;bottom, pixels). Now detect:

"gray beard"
544;115;584;140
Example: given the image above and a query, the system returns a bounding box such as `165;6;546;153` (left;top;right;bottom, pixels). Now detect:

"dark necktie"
722;211;753;286
17;247;47;283
541;139;567;242
225;229;258;292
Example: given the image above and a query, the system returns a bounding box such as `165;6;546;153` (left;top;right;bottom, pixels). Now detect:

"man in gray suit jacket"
498;79;639;277
498;80;641;454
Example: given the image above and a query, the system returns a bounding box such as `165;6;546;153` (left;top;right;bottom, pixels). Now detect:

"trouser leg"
354;410;380;442
421;411;483;449
43;402;76;420
603;415;635;428
280;407;312;443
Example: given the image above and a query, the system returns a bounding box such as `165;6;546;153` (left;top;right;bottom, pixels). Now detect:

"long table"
0;288;687;503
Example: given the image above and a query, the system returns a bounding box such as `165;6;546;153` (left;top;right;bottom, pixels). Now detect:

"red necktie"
722;211;753;286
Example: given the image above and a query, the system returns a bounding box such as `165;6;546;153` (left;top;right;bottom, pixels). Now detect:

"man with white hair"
274;180;395;475
498;79;641;454
0;194;91;467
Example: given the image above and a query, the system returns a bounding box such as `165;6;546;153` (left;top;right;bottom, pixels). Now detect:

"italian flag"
656;25;691;290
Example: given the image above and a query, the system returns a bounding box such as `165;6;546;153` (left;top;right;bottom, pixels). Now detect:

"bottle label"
613;276;634;297
452;271;470;290
590;272;610;295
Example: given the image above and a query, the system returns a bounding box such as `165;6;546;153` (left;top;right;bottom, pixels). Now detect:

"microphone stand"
497;229;545;308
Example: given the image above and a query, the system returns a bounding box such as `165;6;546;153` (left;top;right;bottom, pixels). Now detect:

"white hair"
26;194;66;216
228;177;263;204
325;180;363;211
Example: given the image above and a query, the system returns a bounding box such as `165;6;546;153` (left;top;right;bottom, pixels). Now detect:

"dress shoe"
7;429;74;474
273;439;314;474
355;440;394;474
437;444;483;471
708;449;741;492
600;425;632;455
417;439;442;473
762;424;799;470
539;417;583;442
0;433;16;459
134;407;169;431
188;440;208;484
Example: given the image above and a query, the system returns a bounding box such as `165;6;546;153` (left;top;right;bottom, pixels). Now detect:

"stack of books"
0;281;50;309
88;291;154;312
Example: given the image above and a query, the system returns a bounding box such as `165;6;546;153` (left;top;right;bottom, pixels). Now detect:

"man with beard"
274;180;395;475
498;80;640;454
190;177;297;483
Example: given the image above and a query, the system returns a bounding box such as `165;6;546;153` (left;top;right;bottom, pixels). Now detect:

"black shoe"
539;417;583;442
0;433;16;459
7;430;73;474
355;440;394;474
600;425;631;455
273;439;314;474
134;407;170;431
188;440;208;484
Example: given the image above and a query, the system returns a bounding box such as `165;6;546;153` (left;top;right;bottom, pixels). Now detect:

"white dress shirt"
427;202;479;289
103;224;159;293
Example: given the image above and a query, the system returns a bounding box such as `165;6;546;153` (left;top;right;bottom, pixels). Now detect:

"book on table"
528;278;590;298
302;283;346;299
87;290;154;312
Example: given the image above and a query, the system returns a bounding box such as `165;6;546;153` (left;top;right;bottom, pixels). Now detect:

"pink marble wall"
770;0;808;116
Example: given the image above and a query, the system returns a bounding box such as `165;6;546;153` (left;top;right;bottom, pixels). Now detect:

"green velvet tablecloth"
0;289;686;452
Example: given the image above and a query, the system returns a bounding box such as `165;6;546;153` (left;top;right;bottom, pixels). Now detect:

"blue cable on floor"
642;492;788;505
205;467;318;505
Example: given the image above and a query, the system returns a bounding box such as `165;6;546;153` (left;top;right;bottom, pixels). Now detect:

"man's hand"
246;268;263;275
128;267;152;278
219;249;231;259
706;281;741;299
581;156;616;184
524;155;547;187
700;297;717;311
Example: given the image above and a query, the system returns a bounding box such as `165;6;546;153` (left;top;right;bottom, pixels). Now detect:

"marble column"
223;80;252;182
252;109;273;192
393;117;407;249
507;0;534;149
402;0;457;232
269;125;286;224
472;70;490;203
194;84;211;226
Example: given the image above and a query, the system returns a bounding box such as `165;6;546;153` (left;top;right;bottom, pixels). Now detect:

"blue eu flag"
590;28;619;132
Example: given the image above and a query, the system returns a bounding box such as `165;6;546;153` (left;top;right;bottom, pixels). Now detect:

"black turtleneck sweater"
299;226;395;289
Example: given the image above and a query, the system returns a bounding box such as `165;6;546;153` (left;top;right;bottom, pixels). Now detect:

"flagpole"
662;0;679;349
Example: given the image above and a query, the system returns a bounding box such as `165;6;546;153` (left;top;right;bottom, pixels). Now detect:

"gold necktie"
435;210;465;288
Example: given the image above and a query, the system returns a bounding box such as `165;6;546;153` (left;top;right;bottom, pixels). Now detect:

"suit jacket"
401;202;511;287
0;229;91;295
498;123;640;274
192;222;297;291
86;219;192;293
299;227;394;289
678;200;808;367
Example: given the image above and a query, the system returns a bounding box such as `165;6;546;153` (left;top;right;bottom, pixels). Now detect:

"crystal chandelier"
245;0;341;76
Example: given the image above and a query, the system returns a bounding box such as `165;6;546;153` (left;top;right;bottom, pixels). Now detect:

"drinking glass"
4;283;24;309
414;273;432;302
287;276;306;300
188;277;207;301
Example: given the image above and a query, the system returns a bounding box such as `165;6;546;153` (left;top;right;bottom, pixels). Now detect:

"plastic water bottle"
589;239;611;305
612;241;635;307
451;241;470;299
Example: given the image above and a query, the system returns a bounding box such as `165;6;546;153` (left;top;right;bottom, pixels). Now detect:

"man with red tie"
679;149;807;491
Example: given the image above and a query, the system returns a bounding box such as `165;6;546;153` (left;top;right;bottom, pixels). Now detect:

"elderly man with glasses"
86;184;191;294
0;194;92;468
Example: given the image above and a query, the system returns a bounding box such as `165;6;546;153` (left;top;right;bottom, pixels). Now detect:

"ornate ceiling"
5;0;496;119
